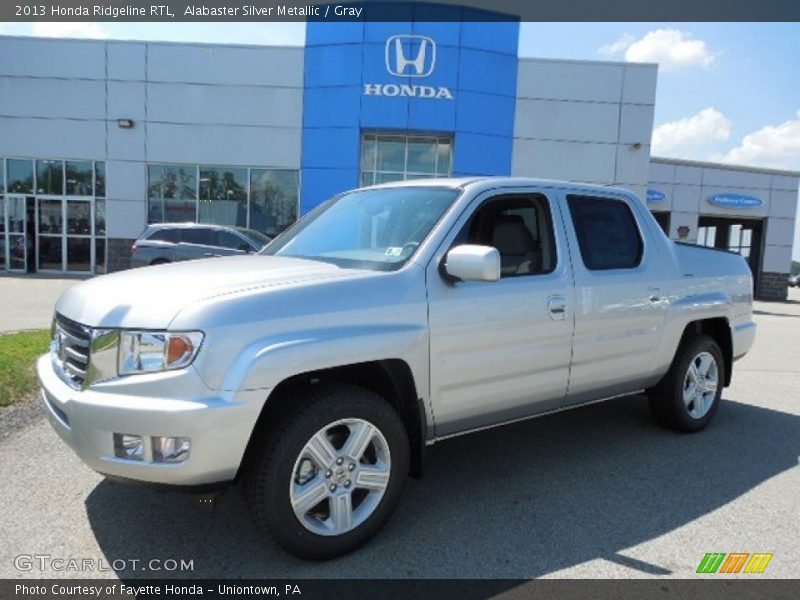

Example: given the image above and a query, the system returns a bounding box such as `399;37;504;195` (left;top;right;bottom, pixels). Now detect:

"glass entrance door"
697;216;763;282
6;195;27;272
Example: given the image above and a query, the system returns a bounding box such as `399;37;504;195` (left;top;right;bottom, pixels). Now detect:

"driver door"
426;189;574;437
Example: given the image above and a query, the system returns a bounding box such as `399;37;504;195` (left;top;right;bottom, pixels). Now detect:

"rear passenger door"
426;189;574;436
561;193;668;405
178;227;218;260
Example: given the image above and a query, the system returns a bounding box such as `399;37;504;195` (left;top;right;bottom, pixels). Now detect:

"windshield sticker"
385;247;403;257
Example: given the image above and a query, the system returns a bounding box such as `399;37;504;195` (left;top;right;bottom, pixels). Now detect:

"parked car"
789;274;800;287
130;223;272;268
39;178;756;560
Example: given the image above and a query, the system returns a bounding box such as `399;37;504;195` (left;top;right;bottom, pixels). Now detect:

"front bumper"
37;354;268;486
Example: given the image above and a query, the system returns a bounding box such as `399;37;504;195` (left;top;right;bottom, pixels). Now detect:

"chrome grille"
53;314;91;389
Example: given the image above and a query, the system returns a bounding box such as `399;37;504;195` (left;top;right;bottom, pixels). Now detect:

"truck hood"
55;255;365;329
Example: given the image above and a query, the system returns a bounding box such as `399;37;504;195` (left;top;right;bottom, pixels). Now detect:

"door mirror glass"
444;245;501;282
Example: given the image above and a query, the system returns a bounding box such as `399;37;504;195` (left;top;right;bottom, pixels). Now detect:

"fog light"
113;433;143;461
152;436;190;463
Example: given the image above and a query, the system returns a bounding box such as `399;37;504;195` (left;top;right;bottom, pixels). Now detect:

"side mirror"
238;244;252;253
444;245;501;282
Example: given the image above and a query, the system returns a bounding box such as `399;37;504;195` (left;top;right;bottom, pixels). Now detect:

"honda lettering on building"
364;35;454;100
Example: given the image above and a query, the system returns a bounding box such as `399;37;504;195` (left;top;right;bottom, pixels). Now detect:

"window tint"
567;195;643;270
456;195;557;277
146;228;179;243
181;228;213;246
216;229;248;250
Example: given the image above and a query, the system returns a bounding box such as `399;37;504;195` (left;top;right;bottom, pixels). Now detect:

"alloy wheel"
289;418;391;536
682;351;719;419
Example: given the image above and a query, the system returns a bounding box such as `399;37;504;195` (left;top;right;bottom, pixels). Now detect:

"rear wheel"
648;335;724;432
150;258;170;266
244;383;409;560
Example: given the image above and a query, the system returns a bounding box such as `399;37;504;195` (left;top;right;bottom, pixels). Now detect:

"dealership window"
697;226;717;248
727;224;753;259
199;167;247;227
360;134;452;186
147;164;299;237
1;158;106;274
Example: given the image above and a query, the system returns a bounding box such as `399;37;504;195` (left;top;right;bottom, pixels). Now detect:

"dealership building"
0;14;797;299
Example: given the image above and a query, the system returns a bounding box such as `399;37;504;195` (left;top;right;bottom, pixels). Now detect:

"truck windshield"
261;187;460;270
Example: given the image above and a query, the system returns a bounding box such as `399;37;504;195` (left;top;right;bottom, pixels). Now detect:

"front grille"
53;313;91;389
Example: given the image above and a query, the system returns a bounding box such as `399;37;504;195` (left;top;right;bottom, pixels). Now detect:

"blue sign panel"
708;193;764;209
301;4;520;213
646;188;666;203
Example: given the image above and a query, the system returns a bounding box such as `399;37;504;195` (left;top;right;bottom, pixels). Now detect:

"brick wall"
107;238;135;273
757;272;789;301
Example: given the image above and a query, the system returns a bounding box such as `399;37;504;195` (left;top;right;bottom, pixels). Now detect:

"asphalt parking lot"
0;277;798;579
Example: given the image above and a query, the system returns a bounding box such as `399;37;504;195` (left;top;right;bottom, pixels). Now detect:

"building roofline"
517;55;657;69
0;34;656;71
0;34;303;52
651;156;800;178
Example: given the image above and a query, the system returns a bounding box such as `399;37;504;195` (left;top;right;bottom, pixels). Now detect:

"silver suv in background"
131;223;272;267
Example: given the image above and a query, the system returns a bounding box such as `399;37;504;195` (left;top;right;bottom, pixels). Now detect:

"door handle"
548;295;567;320
648;287;664;305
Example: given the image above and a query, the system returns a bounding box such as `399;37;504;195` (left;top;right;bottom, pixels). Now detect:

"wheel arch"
238;359;427;481
678;318;733;387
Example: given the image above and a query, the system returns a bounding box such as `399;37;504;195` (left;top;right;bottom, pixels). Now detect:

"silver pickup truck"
38;177;756;559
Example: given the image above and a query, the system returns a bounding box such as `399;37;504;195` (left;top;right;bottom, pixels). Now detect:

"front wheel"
244;384;409;560
648;335;724;432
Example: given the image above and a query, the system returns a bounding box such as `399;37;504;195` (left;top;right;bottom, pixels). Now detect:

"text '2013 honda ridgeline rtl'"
38;177;756;559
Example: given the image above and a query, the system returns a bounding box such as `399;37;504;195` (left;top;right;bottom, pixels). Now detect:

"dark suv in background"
131;223;272;268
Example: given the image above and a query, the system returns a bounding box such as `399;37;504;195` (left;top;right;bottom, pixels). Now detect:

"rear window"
146;228;179;243
567;195;643;270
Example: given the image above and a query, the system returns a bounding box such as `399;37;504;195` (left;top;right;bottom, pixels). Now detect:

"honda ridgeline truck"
38;177;756;559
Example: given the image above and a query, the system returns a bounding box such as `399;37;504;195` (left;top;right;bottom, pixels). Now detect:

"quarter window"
146;228;179;243
567;195;643;270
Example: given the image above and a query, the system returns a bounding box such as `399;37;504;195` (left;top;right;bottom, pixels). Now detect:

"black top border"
4;0;800;22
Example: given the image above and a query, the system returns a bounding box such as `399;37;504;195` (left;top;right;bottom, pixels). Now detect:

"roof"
652;156;800;178
366;176;638;197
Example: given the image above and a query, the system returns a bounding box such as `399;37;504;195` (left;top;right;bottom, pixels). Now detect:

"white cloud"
599;33;635;56
600;29;716;71
652;108;731;156
716;110;800;171
32;22;107;39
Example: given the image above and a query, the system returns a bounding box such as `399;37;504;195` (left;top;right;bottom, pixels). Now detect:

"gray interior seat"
490;215;542;275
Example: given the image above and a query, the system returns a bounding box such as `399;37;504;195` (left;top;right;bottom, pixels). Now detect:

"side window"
216;229;248;250
146;228;179;243
455;194;557;277
181;227;213;246
567;195;643;270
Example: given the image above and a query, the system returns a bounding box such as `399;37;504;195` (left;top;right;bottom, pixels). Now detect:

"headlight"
118;331;204;375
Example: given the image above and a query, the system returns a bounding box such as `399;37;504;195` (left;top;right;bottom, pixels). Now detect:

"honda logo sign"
364;35;454;100
385;35;436;77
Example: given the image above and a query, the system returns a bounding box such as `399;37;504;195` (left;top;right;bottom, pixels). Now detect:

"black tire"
243;383;409;560
648;334;724;432
150;258;170;265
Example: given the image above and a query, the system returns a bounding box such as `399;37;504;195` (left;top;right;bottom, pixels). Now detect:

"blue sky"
2;21;799;257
